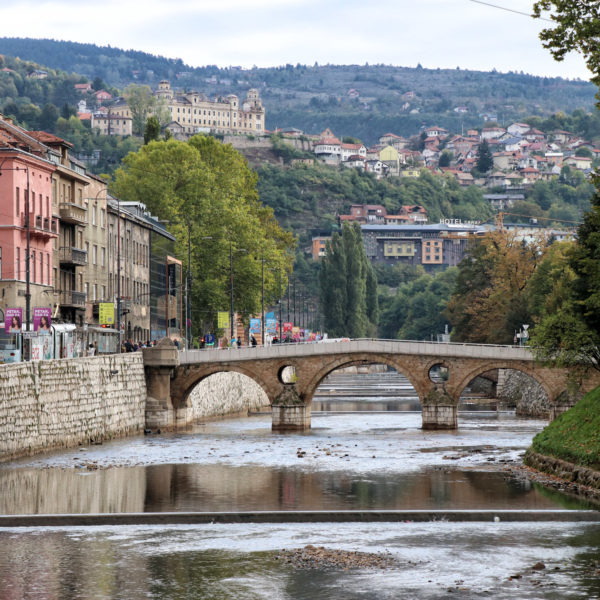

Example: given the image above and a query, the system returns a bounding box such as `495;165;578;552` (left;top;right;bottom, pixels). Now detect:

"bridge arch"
171;363;277;411
450;360;553;404
302;353;428;404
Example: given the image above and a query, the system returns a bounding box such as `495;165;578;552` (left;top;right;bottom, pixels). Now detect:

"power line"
466;0;554;22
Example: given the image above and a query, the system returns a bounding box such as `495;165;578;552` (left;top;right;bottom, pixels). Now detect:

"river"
0;375;599;599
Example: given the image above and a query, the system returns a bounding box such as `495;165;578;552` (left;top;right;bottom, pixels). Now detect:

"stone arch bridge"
142;339;600;431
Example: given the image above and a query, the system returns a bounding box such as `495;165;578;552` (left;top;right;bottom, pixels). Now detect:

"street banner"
217;311;230;330
5;308;23;333
283;322;293;333
33;307;52;334
249;318;261;334
98;303;115;325
292;326;300;336
265;312;275;320
266;318;277;334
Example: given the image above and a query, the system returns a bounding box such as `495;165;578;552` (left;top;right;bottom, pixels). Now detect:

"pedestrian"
251;335;257;347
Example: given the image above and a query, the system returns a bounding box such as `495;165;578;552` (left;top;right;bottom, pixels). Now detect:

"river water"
1;386;599;599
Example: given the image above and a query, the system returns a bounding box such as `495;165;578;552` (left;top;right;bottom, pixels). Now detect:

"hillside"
0;37;597;144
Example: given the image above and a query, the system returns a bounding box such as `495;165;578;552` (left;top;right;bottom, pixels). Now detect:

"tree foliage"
445;230;548;344
533;1;600;98
476;139;493;173
111;135;295;335
319;223;377;337
379;268;457;340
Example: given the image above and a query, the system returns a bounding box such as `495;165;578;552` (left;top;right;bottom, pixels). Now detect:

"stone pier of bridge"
142;339;600;432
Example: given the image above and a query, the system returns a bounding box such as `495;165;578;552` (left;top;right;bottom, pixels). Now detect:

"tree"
476;139;493;173
111;135;295;336
124;84;156;135
438;150;452;168
533;1;600;96
319;223;377;337
445;230;547;344
144;116;161;144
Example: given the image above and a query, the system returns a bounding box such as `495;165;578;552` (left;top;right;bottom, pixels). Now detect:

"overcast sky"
0;0;591;81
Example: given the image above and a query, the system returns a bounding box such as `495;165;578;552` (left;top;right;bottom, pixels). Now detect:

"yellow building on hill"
106;81;265;138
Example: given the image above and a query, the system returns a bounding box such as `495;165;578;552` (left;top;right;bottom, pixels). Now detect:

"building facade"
362;223;485;271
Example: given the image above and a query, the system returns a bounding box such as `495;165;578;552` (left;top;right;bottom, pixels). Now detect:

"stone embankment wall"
525;450;600;493
188;372;270;420
0;353;146;461
497;370;550;417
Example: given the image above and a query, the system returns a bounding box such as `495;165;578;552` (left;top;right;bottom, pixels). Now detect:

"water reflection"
0;462;594;515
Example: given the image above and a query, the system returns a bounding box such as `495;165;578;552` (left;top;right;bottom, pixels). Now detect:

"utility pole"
24;167;31;332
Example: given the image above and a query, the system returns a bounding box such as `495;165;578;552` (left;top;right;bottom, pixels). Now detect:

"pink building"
0;116;57;326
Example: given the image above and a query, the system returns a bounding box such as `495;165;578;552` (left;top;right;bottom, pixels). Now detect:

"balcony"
20;213;59;239
60;290;86;308
59;202;87;225
59;246;88;266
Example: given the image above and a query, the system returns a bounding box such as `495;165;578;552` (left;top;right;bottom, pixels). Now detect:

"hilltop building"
102;81;265;138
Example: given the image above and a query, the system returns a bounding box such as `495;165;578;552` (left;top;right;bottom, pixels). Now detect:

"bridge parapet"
179;339;534;365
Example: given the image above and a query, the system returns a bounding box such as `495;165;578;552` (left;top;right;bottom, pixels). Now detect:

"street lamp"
229;242;246;340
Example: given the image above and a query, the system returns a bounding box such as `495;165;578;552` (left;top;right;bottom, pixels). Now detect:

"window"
16;248;20;280
46;254;50;285
40;253;43;284
92;205;97;226
16;187;20;216
92;245;97;265
102;285;106;300
100;209;105;228
101;247;105;267
93;284;97;301
32;250;36;282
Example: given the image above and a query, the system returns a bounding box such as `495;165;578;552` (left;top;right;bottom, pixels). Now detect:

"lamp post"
185;222;191;350
116;196;122;351
229;242;246;341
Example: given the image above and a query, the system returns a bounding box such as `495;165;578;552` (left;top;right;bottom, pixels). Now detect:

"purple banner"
5;308;23;333
33;307;52;334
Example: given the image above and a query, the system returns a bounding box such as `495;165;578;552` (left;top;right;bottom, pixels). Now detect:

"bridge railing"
178;338;534;364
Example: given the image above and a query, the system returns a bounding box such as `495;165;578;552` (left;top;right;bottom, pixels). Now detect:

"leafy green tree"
476;139;493;173
144;116;161;144
111;135;295;335
39;103;59;132
319;223;377;337
379;268;457;340
438;150;453;168
124;84;156;135
533;1;600;98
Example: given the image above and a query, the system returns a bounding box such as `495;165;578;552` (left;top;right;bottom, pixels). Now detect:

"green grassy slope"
530;385;600;470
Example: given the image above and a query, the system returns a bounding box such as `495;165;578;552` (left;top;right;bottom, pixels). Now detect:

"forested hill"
0;37;597;144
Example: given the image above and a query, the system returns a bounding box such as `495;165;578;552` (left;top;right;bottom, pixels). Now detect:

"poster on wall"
98;303;115;326
5;308;23;333
217;311;230;330
266;319;277;335
33;307;52;334
283;322;293;333
249;318;261;334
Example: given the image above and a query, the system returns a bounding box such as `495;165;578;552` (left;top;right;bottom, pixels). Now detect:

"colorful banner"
265;312;275;320
217;311;230;330
5;308;23;333
283;322;293;333
33;307;52;334
266;318;277;335
292;326;300;336
249;318;261;334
